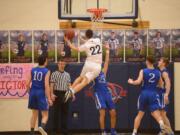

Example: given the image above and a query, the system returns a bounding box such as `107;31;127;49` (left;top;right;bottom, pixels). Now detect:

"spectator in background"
17;34;26;57
50;59;71;135
175;38;180;56
152;31;165;58
61;39;71;58
40;33;49;57
108;31;119;57
130;32;142;57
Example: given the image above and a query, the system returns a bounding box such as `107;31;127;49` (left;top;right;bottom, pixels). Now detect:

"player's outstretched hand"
48;99;53;106
128;78;134;84
51;94;57;102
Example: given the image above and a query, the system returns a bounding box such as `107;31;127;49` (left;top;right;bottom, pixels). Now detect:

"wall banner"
0;64;35;99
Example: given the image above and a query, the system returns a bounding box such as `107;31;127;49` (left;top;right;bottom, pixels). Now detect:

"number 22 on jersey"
90;45;102;55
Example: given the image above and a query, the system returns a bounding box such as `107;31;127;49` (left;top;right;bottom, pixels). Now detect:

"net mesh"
87;8;108;29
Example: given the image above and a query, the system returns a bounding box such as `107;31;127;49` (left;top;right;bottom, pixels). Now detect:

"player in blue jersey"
93;44;117;135
128;56;171;135
158;57;174;135
26;56;52;135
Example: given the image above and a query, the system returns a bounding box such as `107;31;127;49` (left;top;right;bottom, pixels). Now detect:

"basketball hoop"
87;8;108;22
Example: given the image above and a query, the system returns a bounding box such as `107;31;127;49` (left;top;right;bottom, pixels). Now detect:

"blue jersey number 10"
33;71;43;81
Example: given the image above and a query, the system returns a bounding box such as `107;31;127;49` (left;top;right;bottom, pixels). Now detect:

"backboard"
58;0;138;20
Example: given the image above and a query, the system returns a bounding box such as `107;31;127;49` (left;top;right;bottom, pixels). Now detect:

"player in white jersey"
64;29;102;102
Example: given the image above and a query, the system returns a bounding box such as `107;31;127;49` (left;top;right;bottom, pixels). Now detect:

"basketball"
65;29;75;40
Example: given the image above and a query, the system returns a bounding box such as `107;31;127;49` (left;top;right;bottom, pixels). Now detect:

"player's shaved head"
85;29;93;39
146;55;155;64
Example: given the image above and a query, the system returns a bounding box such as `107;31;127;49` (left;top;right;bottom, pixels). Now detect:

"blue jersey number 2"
148;73;155;83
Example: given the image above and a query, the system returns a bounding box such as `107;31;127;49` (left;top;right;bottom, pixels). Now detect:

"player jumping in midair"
64;29;102;102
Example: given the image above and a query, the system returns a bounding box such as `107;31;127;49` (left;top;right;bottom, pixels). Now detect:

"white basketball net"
90;12;104;22
87;8;107;29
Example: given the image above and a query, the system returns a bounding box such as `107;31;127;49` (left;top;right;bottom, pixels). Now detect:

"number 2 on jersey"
149;73;155;83
90;45;101;55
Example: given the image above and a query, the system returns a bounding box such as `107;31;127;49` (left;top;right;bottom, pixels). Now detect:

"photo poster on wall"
56;30;78;62
79;30;102;62
0;31;9;63
102;30;124;62
171;29;180;62
125;30;147;62
10;31;32;63
2;29;180;64
34;30;55;63
148;29;171;60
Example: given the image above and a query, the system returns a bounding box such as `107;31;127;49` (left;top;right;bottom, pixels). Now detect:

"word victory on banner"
0;64;35;98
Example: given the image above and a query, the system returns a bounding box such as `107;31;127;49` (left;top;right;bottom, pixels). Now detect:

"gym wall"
174;63;180;131
0;0;180;132
0;0;180;29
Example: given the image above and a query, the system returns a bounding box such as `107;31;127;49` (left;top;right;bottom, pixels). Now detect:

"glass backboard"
58;0;138;20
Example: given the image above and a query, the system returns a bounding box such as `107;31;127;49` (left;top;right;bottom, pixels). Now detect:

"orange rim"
87;8;108;13
87;8;108;20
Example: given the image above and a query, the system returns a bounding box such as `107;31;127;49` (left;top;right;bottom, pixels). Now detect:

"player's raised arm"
45;70;53;106
162;71;171;96
102;44;110;76
80;36;87;44
64;36;80;52
128;69;143;85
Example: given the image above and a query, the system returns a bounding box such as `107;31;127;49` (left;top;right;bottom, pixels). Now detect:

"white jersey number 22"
90;45;101;55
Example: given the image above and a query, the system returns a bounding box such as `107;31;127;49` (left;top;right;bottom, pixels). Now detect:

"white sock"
159;120;164;129
132;129;137;134
70;88;75;94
